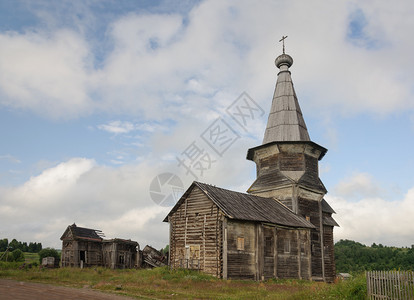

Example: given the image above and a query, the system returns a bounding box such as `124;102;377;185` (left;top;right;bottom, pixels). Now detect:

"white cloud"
0;157;171;248
0;154;21;164
328;173;414;247
333;172;384;199
0;29;95;119
329;189;414;247
1;1;413;121
97;120;169;135
0;126;258;249
98;121;136;134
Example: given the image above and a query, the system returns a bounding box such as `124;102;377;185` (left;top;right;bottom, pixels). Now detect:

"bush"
38;248;60;264
0;252;15;262
12;249;25;262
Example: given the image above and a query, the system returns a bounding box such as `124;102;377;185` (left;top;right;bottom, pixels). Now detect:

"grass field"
0;265;366;299
24;252;39;264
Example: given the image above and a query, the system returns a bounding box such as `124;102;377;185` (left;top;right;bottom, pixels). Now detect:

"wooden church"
164;47;338;282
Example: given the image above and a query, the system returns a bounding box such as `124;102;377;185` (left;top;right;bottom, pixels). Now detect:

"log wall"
323;225;335;282
61;240;102;267
298;197;323;278
226;220;257;280
169;187;222;277
276;228;299;279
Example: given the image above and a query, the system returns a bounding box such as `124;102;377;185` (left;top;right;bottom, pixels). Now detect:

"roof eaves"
247;141;327;161
163;182;197;222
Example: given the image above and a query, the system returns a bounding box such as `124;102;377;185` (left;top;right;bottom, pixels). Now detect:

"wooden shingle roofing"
60;224;103;242
263;54;310;144
321;199;336;214
164;181;315;229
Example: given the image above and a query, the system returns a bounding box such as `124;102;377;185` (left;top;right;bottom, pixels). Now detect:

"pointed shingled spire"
262;52;310;144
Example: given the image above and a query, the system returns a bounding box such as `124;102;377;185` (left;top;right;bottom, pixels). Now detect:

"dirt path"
0;279;137;300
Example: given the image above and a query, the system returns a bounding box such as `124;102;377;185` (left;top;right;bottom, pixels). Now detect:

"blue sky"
1;0;414;249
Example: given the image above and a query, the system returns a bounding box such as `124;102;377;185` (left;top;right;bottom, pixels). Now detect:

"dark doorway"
80;251;86;263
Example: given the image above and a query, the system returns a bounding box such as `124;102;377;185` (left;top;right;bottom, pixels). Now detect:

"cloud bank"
1;1;414;121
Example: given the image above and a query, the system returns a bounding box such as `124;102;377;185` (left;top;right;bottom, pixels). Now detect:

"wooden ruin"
164;50;338;282
60;223;140;269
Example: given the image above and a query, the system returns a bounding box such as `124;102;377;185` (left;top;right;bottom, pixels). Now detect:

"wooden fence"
366;271;414;300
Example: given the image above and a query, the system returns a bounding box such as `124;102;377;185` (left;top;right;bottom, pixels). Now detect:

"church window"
237;237;245;251
284;239;290;253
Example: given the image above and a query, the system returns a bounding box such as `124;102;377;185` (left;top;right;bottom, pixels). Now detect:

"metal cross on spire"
279;35;288;54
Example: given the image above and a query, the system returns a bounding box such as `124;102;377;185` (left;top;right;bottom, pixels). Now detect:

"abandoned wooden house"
60;223;140;269
164;50;339;282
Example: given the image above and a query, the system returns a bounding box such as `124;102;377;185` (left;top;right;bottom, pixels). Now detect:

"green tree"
335;239;414;272
9;239;20;251
28;242;36;253
160;245;169;255
0;238;8;252
12;249;25;262
38;248;60;264
21;242;28;252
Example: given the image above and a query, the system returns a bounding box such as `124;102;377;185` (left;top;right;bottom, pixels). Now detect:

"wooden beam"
273;227;277;278
222;218;228;280
319;201;325;281
297;230;301;279
203;214;206;271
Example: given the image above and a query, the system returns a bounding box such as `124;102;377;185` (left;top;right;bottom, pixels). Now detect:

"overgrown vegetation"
0;249;25;262
38;248;60;264
0;265;366;299
335;239;414;272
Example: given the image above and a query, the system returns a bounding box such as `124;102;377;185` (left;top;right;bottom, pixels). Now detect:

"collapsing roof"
60;223;104;242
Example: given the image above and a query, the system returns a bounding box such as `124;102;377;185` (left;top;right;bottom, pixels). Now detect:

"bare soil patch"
0;279;135;300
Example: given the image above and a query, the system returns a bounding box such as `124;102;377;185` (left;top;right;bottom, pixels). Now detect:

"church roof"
321;199;336;214
262;53;310;144
164;181;315;229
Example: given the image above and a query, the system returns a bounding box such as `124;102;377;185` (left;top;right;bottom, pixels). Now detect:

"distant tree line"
335;239;414;273
0;238;42;253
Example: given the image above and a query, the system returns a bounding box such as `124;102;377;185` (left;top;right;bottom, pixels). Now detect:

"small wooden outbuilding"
60;224;139;269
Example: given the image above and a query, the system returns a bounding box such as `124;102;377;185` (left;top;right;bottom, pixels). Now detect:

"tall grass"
0;265;367;299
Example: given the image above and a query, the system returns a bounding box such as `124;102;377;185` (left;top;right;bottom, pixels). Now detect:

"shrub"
38;248;60;264
0;252;16;262
12;249;25;262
